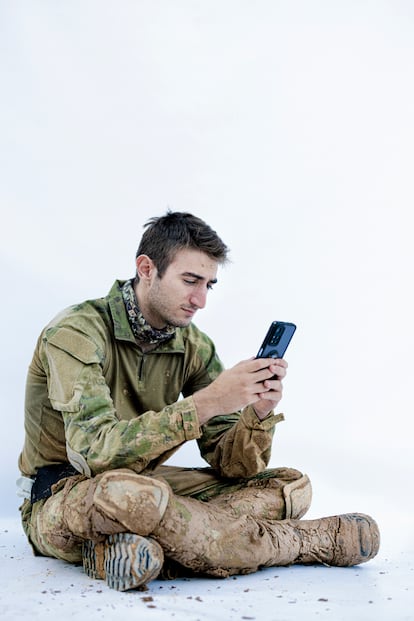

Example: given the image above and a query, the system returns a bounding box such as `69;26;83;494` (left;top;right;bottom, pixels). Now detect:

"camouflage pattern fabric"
20;465;309;564
19;279;285;558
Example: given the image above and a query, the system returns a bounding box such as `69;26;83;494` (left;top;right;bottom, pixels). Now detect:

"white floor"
1;513;413;621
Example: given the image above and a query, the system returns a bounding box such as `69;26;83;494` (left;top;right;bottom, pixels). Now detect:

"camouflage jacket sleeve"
198;408;285;478
181;325;285;479
38;309;283;479
40;327;202;476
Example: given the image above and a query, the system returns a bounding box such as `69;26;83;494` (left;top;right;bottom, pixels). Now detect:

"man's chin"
167;316;193;329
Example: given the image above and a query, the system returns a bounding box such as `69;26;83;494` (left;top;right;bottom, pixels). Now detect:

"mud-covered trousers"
20;465;312;577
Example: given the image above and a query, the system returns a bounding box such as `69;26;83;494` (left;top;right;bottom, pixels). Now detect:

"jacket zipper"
138;355;145;381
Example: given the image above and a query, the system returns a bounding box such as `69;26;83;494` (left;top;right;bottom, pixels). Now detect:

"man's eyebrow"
182;271;218;284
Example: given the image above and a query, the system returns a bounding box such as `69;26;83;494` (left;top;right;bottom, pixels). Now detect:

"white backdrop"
1;1;413;545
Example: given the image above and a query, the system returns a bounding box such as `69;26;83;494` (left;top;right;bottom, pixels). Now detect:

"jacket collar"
107;281;185;353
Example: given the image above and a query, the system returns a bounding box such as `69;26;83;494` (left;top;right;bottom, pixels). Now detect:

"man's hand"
193;358;288;425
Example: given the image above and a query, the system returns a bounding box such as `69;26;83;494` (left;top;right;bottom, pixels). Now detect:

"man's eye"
184;279;197;285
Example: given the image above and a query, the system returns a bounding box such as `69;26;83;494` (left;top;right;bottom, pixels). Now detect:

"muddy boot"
151;491;380;577
60;469;171;590
208;471;312;520
82;533;164;591
291;513;380;567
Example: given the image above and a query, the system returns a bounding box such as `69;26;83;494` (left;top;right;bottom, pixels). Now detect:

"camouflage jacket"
19;281;283;480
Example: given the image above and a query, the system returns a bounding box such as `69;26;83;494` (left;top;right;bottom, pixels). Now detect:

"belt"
16;463;79;504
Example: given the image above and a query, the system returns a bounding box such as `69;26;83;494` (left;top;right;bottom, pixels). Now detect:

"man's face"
136;248;219;329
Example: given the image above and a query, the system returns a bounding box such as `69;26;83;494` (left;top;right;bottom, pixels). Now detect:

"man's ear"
136;255;157;282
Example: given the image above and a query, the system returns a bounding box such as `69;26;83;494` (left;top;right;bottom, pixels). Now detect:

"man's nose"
190;288;207;309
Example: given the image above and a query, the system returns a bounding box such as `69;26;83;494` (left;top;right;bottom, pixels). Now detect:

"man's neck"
122;279;175;345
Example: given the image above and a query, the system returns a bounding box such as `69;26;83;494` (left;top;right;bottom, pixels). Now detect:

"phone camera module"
271;325;284;345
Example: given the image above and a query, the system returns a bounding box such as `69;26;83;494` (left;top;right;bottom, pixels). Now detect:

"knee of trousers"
246;467;313;519
90;469;171;536
283;474;312;519
31;493;84;561
61;468;171;541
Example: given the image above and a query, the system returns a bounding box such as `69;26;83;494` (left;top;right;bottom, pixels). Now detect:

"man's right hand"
193;357;287;425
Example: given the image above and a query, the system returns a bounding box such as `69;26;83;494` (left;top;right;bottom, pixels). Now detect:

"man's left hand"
252;359;287;420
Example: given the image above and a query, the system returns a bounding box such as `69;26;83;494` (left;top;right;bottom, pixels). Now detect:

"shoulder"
181;322;215;350
43;281;125;338
40;293;113;363
180;323;224;378
45;297;109;335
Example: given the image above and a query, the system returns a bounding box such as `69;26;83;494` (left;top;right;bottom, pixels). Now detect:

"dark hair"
135;211;230;277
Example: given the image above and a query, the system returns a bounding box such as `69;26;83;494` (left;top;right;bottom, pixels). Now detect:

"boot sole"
83;532;164;591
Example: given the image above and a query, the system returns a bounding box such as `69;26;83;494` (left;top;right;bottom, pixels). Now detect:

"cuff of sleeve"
175;396;202;440
241;406;285;431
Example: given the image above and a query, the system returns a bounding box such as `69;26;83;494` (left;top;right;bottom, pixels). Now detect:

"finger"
265;358;288;368
253;367;279;383
256;393;281;406
248;358;281;372
269;363;287;379
254;380;283;401
263;378;283;391
254;363;286;383
276;358;288;367
251;357;288;373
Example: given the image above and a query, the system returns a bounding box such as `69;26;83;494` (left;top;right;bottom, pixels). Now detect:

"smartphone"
256;321;296;359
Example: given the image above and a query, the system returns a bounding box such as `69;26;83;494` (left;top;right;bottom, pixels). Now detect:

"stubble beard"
146;288;194;330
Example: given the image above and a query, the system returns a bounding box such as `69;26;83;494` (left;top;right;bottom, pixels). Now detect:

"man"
17;211;380;591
